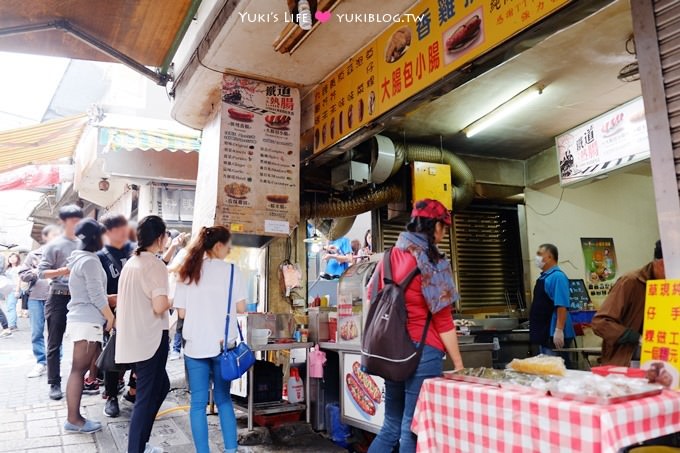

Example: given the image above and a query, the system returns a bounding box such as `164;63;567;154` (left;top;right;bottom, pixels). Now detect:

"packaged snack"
507;355;567;376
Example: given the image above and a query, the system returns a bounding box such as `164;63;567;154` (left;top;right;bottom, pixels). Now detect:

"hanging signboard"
641;280;680;390
313;0;572;153
219;75;300;237
557;97;649;187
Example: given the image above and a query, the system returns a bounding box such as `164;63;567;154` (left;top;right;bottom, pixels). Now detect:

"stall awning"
100;128;201;154
0;0;201;82
0;114;87;172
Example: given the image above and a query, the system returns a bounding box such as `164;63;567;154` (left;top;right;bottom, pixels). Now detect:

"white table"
232;342;313;431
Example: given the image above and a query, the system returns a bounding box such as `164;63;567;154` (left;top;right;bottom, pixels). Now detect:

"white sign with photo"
556;97;649;186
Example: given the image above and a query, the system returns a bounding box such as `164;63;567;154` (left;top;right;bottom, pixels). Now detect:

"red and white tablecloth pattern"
412;378;680;453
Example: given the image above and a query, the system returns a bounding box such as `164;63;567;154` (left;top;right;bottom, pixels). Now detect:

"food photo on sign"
343;354;385;424
442;8;485;64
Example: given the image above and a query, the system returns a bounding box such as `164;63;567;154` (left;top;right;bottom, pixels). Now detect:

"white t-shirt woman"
173;226;245;453
173;259;246;358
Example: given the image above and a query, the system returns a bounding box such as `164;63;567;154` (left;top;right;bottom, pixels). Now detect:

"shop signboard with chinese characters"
641;280;680;390
557;97;650;187
219;75;300;237
314;0;571;153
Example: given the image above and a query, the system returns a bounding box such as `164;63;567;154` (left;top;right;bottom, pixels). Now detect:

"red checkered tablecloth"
412;378;680;453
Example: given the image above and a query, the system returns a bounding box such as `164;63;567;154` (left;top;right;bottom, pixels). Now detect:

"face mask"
535;256;545;270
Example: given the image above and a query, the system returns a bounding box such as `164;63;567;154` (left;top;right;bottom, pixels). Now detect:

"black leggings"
66;340;102;425
0;307;8;329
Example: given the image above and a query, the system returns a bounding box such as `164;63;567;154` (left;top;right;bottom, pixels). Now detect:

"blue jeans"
28;299;46;364
185;355;237;453
6;293;18;328
368;345;444;453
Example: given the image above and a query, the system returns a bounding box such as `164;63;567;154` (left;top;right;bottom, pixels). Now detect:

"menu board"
313;0;571;153
342;353;386;433
219;75;300;236
641;280;680;390
557;97;649;186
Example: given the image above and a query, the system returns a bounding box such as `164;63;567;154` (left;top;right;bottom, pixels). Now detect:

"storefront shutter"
654;1;680;191
377;205;524;311
452;206;525;311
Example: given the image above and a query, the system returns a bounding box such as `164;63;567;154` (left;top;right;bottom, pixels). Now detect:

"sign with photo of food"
313;0;571;153
219;75;300;237
556;97;649;187
342;353;386;432
641;280;680;390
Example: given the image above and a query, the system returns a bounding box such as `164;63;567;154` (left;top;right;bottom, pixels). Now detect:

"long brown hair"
178;226;231;285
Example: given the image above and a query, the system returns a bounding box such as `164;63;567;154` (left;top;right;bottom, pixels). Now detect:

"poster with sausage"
219;75;300;237
342;353;385;432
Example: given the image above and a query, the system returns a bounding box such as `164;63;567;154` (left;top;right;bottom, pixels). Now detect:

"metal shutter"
654;1;680;190
452;207;525;310
378;210;453;260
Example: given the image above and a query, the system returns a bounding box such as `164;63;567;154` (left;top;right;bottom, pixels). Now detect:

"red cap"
411;199;452;225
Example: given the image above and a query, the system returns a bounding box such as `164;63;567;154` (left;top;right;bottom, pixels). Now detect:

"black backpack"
361;248;431;382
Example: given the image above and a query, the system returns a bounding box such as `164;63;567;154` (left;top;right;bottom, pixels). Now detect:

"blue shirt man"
323;237;352;278
529;244;575;359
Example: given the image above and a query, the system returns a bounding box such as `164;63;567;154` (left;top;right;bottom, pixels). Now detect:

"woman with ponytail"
115;216;172;453
173;226;246;453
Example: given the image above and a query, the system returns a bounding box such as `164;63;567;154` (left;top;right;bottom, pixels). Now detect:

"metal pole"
631;1;680;278
52;20;166;85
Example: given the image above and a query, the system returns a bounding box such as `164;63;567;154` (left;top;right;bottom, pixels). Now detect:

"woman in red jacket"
368;199;463;453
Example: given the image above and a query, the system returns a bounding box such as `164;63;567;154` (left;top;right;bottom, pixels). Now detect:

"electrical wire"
526;188;565;216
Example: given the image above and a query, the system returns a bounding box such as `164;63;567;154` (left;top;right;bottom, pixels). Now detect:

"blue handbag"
220;264;256;381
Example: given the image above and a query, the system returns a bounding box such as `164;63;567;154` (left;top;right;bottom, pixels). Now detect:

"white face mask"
535;255;545;270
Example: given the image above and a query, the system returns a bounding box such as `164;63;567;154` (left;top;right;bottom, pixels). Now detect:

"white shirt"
173;259;246;359
115;252;170;364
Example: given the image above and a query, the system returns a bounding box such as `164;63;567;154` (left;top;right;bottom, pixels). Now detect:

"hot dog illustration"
446;15;481;51
227;108;254;122
352;362;381;403
346;373;376;416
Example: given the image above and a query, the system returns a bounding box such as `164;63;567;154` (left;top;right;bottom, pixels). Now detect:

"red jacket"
369;247;454;352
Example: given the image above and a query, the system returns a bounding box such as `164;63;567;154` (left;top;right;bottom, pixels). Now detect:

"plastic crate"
570;310;596;324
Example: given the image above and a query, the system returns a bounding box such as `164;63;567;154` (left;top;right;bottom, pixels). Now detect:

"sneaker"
64;419;102;434
49;384;63;400
27;363;47;378
0;330;12;338
83;378;100;395
8;326;18;332
144;443;164;453
168;351;181;361
123;390;136;404
104;398;120;418
118;376;125;393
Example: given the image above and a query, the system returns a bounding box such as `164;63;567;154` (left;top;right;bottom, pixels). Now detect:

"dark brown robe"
591;262;654;366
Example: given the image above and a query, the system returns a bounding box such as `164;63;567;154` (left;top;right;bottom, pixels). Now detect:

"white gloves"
553;328;565;349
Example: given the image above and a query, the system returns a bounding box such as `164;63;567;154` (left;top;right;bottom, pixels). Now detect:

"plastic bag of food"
507;355;567;376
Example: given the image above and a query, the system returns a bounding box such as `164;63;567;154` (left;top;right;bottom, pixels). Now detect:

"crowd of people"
0;205;241;453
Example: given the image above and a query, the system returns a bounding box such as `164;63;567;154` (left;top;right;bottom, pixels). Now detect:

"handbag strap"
224;264;245;345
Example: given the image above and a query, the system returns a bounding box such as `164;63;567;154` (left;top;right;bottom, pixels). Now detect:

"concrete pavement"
0;316;346;452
